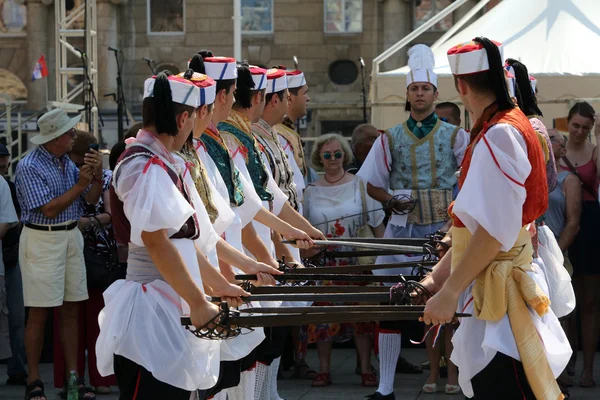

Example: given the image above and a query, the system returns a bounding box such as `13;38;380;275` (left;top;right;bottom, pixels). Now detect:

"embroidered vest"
218;111;273;202
387;119;460;191
253;119;299;211
178;140;219;224
110;144;200;245
450;108;548;228
200;132;245;207
274;118;308;176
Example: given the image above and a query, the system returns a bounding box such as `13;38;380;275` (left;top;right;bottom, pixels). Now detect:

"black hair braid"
474;37;515;111
153;71;178;137
189;54;206;74
234;61;257;109
506;58;543;117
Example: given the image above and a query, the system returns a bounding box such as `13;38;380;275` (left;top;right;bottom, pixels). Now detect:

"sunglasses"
322;151;343;160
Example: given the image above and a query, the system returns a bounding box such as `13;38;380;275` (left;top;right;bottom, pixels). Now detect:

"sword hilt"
181;302;243;340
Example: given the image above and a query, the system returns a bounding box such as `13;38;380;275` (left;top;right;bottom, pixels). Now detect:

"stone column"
97;0;124;109
381;0;410;72
26;0;53;110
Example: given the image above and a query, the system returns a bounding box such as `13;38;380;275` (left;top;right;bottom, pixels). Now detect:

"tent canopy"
383;0;600;77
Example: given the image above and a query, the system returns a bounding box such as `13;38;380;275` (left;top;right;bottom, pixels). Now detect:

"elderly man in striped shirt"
15;108;102;400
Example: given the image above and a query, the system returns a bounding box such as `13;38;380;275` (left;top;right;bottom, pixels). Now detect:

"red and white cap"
447;39;504;75
286;70;306;89
177;71;217;105
144;75;201;108
203;56;238;81
265;68;288;94
503;66;516;98
249;66;268;91
530;75;537;92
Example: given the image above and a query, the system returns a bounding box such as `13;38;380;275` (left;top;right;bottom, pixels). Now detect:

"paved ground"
1;349;598;399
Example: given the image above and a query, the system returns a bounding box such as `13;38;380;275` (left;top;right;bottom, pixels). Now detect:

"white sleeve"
453;128;470;165
362;180;386;228
237;171;263;226
266;169;288;216
279;135;306;201
0;178;17;224
356;133;391;191
114;157;194;247
452;123;531;251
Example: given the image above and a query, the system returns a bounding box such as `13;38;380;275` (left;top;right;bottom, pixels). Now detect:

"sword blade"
239;305;426;314
325;237;430;246
235;274;415;283
298;261;436;274
286;240;425;254
181;311;470;328
250;286;390;294
213;292;392;303
322;250;418;258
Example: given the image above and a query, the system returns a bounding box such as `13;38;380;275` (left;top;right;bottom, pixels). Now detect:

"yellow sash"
452;227;563;400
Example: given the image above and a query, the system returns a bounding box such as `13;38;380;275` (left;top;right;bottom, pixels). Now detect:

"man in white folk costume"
358;44;468;399
96;72;251;399
421;37;571;400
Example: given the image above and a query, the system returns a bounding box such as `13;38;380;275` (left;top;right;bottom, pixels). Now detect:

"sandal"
422;383;437;393
25;379;47;400
77;377;97;399
361;373;378;387
292;363;317;380
445;384;461;395
311;372;332;387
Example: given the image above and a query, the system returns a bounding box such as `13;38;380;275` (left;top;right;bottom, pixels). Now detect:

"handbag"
357;179;377;265
83;221;125;289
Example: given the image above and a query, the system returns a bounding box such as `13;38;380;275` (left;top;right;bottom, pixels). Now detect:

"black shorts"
114;355;191;400
470;352;535;400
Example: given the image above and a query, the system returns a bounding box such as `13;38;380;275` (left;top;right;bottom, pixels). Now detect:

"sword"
284;239;425;254
323;237;430;246
321;250;421;258
212;292;398;303
181;310;470;329
239;305;434;314
249;285;391;294
297;261;436;274
235;273;418;283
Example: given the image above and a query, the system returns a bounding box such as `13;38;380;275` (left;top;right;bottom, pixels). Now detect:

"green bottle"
67;371;79;400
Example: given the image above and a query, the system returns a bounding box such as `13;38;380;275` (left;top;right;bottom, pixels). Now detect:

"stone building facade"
1;0;494;147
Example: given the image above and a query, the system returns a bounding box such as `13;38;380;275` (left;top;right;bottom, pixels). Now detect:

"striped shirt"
15;145;86;224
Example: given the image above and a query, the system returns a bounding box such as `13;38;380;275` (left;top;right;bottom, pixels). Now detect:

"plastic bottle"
67;370;79;400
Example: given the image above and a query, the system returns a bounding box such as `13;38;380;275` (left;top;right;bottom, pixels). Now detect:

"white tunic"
96;134;221;391
450;123;571;398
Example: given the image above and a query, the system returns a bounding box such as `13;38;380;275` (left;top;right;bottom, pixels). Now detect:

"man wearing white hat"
358;44;469;399
15;108;103;399
421;37;571;400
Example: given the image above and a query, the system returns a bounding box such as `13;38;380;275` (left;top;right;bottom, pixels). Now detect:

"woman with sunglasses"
302;133;385;388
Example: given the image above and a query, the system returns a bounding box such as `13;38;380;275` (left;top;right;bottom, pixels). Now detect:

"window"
324;0;362;34
147;0;185;35
242;0;273;35
414;0;453;32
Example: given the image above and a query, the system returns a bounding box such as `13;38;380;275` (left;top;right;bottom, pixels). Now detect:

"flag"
32;55;49;81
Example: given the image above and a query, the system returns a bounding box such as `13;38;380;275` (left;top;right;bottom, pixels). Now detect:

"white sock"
254;362;270;400
376;332;401;396
226;367;256;400
269;357;282;400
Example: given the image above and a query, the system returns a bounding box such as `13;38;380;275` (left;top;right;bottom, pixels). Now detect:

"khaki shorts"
20;225;89;307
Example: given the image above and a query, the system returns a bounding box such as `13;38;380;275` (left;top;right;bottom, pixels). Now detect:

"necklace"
324;171;346;184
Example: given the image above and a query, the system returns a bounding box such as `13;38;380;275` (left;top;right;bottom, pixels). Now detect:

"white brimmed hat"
265;68;288;94
32;108;82;145
447;39;504;76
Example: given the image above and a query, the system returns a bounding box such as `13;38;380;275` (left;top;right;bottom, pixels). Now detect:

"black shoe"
366;392;395;399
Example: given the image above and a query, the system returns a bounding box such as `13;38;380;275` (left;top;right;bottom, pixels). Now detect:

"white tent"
371;0;600;129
